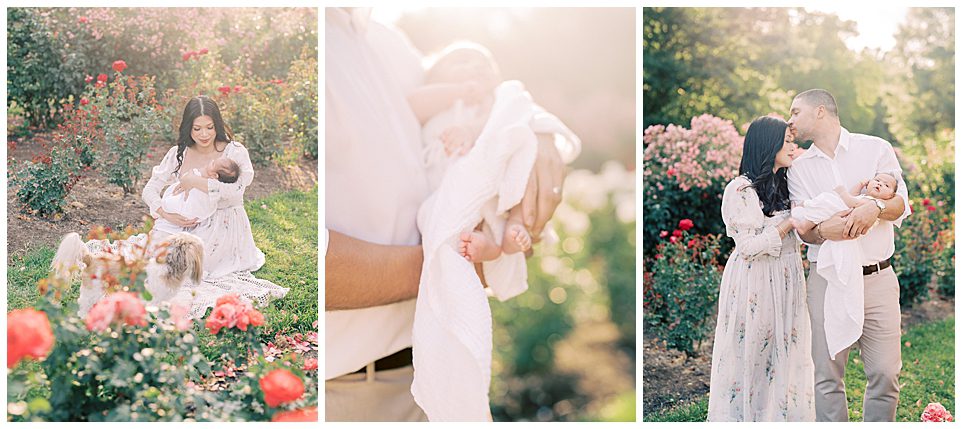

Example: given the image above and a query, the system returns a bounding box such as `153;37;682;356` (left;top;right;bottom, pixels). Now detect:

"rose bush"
643;228;724;356
7;226;317;422
643;114;742;259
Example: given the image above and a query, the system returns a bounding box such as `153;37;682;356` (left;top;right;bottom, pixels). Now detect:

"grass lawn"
644;316;955;422
6;188;319;341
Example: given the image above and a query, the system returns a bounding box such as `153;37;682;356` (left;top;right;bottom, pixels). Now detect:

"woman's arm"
142;146;179;218
721;180;785;258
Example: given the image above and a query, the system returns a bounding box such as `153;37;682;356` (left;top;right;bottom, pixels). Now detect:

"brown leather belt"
352;347;413;374
863;258;891;276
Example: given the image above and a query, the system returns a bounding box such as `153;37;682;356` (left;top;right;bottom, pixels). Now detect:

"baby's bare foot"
502;224;531;254
459;231;501;262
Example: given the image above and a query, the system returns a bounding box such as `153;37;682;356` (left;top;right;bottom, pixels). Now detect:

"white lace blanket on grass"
83;233;288;319
792;192;864;360
411;81;580;421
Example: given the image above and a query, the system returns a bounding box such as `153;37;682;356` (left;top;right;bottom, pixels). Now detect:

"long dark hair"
739;116;790;216
175;96;233;175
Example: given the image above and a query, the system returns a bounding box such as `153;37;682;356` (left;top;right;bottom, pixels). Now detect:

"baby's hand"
440;125;472;156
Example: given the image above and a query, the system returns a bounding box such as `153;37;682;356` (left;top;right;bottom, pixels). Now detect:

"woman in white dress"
140;96;287;318
707;116;815;421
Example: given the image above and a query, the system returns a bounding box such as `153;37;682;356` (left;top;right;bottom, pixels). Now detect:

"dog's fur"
51;232;204;316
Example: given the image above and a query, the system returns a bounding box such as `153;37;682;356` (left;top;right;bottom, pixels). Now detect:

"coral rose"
260;369;305;407
85;292;147;332
112;60;127;73
271;407;318;422
218;86;231;96
8;309;54;368
205;294;264;334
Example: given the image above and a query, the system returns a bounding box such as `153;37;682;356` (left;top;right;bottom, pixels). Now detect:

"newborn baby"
408;42;532;262
791;172;898;234
153;157;240;234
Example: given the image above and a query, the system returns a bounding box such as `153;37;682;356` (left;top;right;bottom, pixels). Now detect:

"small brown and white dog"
51;232;204;316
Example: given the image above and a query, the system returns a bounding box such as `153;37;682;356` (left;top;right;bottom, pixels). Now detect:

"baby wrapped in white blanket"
408;43;579;421
153;157;241;235
791;172;899;360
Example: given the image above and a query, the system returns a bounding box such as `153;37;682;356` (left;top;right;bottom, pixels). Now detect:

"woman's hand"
172;174;208;199
157;207;199;228
520;133;566;243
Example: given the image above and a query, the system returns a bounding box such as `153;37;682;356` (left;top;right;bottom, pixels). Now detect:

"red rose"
271;407;318;422
80;98;89;106
666;168;676;177
659;230;668;238
688;239;697;248
923;198;931;206
260;369;305;407
672;229;683;238
8;309;54;368
84;75;93;83
112;60;127;73
96;73;108;83
233;85;243;93
654;253;662;260
199;48;209;55
678;219;694;231
927;206;936;212
218;86;231;96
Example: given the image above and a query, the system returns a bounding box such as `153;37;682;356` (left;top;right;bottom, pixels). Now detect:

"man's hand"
809;209;855;242
520;133;565;242
844;203;880;238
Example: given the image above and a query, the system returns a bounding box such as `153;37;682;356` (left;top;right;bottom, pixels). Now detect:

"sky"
803;5;909;53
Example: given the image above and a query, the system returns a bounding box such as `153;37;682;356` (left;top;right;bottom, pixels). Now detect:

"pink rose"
921;402;953;422
659;230;668;238
85;292;147;332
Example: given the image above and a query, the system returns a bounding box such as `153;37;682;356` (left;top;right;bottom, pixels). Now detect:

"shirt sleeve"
876;142;911;227
786;163;810;206
721;178;783;259
142;146;179;218
206;142;254;205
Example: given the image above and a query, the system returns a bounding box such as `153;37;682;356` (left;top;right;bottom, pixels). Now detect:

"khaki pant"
807;263;902;422
325;365;428;422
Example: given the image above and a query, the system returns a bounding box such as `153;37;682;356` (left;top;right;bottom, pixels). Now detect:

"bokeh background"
379;7;636;421
642;7;954;422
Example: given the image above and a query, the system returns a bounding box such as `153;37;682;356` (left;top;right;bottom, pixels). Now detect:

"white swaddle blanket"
792;192;864;360
154;168;218;235
411;80;580;421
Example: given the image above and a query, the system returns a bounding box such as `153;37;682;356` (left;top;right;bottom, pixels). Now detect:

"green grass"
6;188;319;339
644;317;955;422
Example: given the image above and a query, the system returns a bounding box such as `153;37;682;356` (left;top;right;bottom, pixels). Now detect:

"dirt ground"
642;294;955;416
7;134;317;258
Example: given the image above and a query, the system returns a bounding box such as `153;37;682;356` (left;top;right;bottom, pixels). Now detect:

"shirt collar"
797;126;850;161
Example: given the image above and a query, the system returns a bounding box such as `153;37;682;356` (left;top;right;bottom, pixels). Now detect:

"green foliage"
894;197;948;306
282;52;319;160
13;146;82;216
222;84;288;165
644;233;723;356
90;73;166;194
6;8;86;128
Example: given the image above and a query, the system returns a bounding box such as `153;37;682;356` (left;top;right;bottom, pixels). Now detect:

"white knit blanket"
411;80;579;421
793;192;865;360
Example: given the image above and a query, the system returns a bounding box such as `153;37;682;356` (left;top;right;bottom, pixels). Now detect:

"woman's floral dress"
706;175;815;421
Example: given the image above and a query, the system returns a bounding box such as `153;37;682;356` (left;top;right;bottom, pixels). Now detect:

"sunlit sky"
373;6;910;54
805;5;909;53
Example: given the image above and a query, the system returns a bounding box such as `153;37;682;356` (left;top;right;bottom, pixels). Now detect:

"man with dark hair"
786;89;910;422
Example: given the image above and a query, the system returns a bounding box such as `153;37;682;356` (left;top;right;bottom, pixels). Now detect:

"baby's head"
866;173;898;199
205;158;240;184
425;42;501;88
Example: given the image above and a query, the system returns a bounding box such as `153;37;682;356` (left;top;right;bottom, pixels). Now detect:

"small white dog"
51;231;204;316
